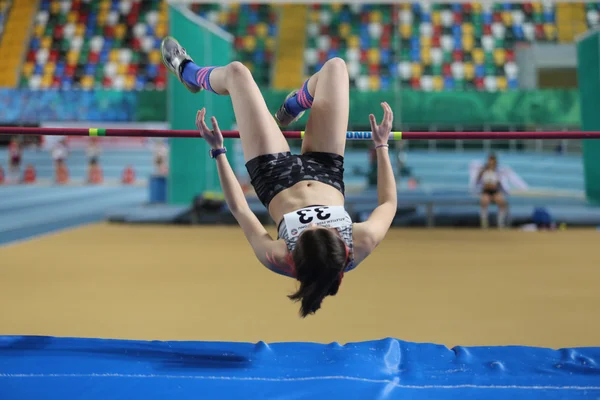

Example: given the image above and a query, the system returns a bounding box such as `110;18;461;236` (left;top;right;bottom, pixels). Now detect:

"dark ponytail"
289;228;347;317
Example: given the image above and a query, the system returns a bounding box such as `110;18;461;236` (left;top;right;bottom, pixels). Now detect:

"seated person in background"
52;139;69;184
87;159;103;184
477;154;508;229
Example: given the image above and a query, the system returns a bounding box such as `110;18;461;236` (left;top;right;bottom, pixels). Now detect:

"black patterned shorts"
245;152;345;208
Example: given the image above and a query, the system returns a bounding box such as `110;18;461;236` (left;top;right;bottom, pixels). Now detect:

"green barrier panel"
577;32;600;203
576;31;600;204
167;5;234;205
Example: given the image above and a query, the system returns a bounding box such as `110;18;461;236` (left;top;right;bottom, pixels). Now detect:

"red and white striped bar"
0;126;599;140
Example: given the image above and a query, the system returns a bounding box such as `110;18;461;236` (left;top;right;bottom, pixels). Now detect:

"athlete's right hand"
369;102;393;147
195;108;224;149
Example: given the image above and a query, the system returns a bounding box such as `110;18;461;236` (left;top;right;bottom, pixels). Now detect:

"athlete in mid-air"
162;36;397;317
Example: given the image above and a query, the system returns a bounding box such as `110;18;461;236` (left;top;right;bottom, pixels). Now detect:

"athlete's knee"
225;61;252;82
322;57;348;76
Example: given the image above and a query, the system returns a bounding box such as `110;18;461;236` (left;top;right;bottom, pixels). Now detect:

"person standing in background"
8;137;22;183
86;138;102;181
153;139;169;176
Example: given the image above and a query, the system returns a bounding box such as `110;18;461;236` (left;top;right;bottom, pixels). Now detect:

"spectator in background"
8;136;22;183
86;138;102;178
153;139;169;176
52;138;69;183
476;154;508;229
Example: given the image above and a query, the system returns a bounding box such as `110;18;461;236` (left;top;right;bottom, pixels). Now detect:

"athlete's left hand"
195;107;224;149
369;102;394;147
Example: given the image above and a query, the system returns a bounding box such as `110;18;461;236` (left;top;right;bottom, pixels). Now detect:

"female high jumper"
161;36;397;317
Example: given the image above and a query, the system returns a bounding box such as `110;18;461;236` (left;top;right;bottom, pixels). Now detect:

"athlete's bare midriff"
268;181;345;225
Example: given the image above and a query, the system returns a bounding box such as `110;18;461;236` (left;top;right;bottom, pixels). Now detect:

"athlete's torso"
481;168;500;190
268;180;345;225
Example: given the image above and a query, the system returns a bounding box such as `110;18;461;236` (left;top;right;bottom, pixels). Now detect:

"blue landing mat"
0;336;599;399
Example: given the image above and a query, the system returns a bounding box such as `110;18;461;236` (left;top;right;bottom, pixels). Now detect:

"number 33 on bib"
283;206;352;238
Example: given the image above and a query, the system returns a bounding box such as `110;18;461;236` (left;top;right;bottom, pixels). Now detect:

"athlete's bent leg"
275;57;349;156
161;36;289;161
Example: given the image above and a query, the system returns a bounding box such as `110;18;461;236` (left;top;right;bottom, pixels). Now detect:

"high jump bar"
0;126;599;140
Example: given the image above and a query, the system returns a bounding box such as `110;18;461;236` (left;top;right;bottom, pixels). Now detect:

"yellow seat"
532;2;542;13
109;49;119;63
421;36;431;48
401;3;410;10
266;37;276;51
462;23;473;36
502;11;512;26
68;11;77;24
97;11;107;26
411;63;422;78
117;63;128;75
309;10;319;23
50;1;60;14
256;22;268;38
155;23;167;38
41;74;53;89
244;61;254;73
544;23;556;40
464;62;474;80
432;11;441;26
339;23;351;38
432;76;443;91
472;3;482;13
331;3;342;12
348;35;360;49
99;0;111;11
22;62;34;78
400;24;412;39
149;50;161;65
244;36;256;52
472;48;484;64
462;35;474;52
421;47;432;65
44;62;55;76
114;24;126;40
41;36;53;49
497;76;507;91
493;49;506;66
368;48;380;64
218;11;227;26
81;75;94;90
370;11;382;23
76;23;85;37
34;24;45;37
125;74;136;90
66;50;79;65
369;75;380;90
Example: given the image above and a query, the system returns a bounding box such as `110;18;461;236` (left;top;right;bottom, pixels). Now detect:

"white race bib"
283;206;351;238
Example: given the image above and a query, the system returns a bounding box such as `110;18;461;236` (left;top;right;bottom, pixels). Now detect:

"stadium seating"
22;0;168;90
191;3;278;86
304;3;559;92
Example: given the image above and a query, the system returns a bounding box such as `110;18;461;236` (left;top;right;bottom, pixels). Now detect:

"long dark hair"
289;228;347;317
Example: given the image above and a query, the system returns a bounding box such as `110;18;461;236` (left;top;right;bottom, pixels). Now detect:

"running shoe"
160;36;200;94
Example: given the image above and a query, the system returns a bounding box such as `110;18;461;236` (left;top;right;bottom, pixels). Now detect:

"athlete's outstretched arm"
195;109;281;262
354;103;397;256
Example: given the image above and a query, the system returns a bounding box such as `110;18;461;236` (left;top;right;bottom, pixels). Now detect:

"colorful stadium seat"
394;2;558;92
304;4;396;91
22;0;168;90
191;3;277;86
